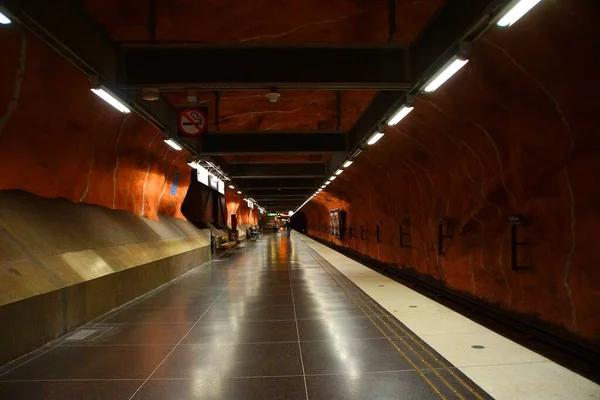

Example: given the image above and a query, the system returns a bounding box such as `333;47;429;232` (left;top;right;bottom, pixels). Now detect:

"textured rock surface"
304;0;600;342
162;90;375;132
0;27;190;220
226;189;260;228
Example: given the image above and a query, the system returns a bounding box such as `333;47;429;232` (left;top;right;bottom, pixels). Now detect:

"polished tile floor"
298;234;600;400
0;233;493;399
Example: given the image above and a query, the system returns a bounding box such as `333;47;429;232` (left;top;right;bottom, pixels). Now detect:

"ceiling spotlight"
0;12;12;25
91;86;131;114
423;56;469;93
266;87;281;103
497;0;542;27
142;88;160;102
187;90;198;104
387;105;414;126
164;138;183;151
367;132;384;145
351;148;363;159
343;160;353;168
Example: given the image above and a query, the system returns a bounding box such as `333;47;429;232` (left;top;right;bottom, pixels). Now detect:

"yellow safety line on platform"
299;239;487;400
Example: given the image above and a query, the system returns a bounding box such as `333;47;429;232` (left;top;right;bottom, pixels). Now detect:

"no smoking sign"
178;108;207;137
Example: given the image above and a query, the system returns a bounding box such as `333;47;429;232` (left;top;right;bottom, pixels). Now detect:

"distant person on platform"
286;221;292;237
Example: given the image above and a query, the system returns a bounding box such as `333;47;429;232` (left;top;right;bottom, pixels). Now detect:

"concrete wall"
0;191;211;365
304;0;600;345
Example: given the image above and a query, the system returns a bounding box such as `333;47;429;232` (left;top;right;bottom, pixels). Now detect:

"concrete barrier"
0;191;212;365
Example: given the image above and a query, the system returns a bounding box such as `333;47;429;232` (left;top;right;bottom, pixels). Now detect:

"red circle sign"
178;108;207;137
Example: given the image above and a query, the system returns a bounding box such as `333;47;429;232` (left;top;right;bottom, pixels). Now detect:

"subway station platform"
0;233;597;400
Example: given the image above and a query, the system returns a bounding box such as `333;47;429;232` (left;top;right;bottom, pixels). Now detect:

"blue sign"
170;171;180;195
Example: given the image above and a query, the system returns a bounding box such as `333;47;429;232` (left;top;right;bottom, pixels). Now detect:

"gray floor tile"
306;371;440;400
298;317;386;341
1;346;173;380
153;342;303;378
61;323;193;346
183;320;298;344
301;338;413;375
0;381;140;400
103;307;208;323
134;377;306;400
200;304;296;322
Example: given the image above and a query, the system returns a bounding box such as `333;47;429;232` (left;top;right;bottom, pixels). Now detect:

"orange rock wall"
226;190;260;228
304;0;600;342
0;27;190;220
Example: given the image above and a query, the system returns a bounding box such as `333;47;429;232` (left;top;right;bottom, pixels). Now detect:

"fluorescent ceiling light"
367;132;384;145
423;57;469;93
335;169;343;175
317;189;322;192
321;185;325;189
330;176;336;181
325;181;330;185
229;185;235;189
387;105;414;126
0;12;11;24
164;138;183;151
91;87;131;114
497;0;542;27
237;190;242;194
343;160;353;168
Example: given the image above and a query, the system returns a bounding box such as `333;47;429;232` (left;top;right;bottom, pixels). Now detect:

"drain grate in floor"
65;329;98;341
63;327;111;342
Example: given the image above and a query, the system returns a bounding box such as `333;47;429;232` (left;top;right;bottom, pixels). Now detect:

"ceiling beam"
199;133;347;155
254;199;307;204
252;194;309;199
258;201;304;206
229;163;326;179
227;157;326;164
238;178;318;190
119;44;410;90
244;188;314;196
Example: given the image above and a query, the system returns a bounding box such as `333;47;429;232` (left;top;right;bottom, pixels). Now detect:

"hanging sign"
178;108;207;137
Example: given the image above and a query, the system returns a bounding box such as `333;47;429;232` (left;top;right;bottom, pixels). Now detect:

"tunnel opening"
290;211;308;233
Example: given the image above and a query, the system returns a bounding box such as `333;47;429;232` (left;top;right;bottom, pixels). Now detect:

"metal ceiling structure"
195;132;347;155
0;0;512;212
120;44;411;90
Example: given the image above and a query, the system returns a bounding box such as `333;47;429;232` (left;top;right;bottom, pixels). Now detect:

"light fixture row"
294;0;545;216
0;2;543;219
186;158;268;212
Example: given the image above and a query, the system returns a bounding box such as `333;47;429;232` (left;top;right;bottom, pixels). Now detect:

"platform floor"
0;232;597;399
